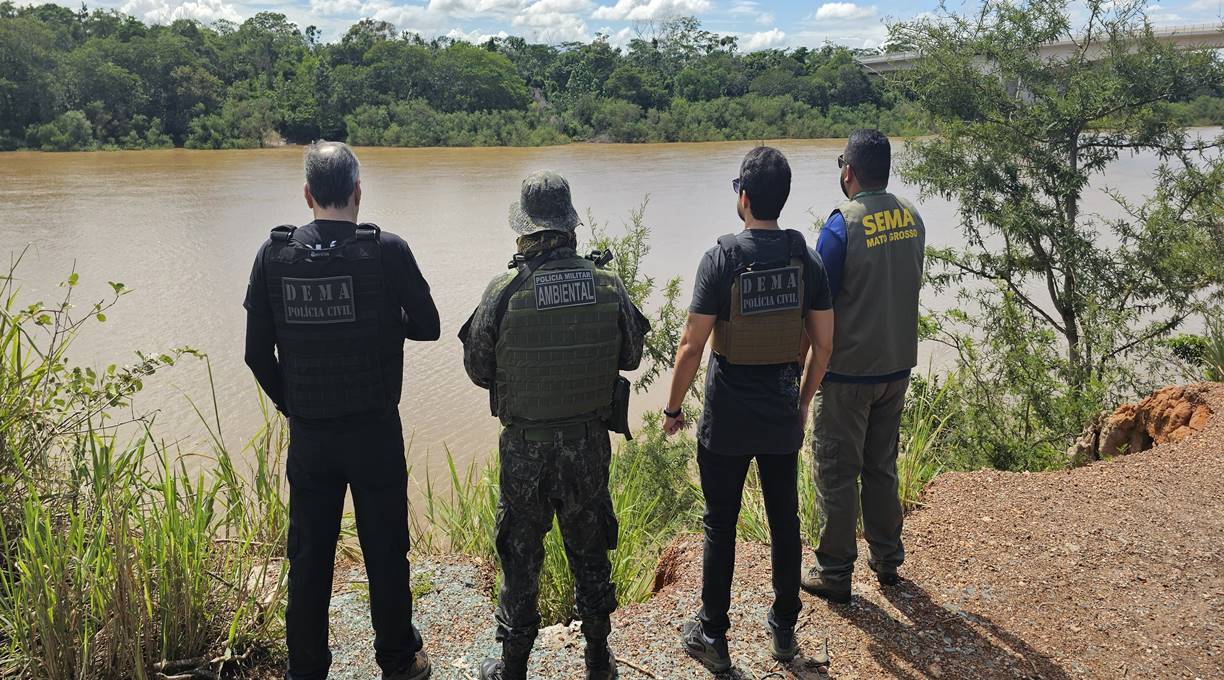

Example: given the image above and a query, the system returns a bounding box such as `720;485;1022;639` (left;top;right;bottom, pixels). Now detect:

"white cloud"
426;0;521;14
512;10;590;42
791;24;888;49
812;2;877;21
445;26;511;42
308;0;364;16
121;0;241;23
728;0;773;25
523;0;592;14
740;27;786;50
595;25;636;46
591;0;711;22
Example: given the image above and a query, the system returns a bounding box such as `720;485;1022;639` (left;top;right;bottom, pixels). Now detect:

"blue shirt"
815;211;911;385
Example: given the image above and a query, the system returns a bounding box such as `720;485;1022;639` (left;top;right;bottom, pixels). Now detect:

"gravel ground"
323;383;1223;680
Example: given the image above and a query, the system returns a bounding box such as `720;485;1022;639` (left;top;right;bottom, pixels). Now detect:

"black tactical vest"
262;223;400;419
711;229;809;365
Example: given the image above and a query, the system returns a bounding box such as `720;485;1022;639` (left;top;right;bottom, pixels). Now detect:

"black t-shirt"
689;228;832;456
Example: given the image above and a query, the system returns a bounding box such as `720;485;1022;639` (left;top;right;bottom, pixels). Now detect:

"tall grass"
0;262;288;679
415;417;699;625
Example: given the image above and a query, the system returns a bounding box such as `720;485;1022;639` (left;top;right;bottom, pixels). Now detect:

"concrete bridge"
857;23;1224;74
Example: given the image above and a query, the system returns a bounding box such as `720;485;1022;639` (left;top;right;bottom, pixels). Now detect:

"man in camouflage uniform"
460;170;649;680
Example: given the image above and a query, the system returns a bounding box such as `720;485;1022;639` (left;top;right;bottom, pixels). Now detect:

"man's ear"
304;182;315;209
739;190;753;219
352;180;361;207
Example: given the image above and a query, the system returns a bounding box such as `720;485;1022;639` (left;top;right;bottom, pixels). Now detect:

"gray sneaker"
800;568;851;604
681;619;732;673
769;626;799;662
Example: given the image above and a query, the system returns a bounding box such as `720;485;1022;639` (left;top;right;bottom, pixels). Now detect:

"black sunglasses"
732;177;741;194
837;154;847;169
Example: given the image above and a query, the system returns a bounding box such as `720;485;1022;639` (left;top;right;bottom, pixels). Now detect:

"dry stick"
619;656;659;678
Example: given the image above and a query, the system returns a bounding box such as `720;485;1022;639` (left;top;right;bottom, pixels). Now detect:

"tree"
429;42;529;113
891;0;1224;459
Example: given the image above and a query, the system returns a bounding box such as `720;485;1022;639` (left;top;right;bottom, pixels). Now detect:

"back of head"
845;129;890;189
305;141;360;208
739;146;791;220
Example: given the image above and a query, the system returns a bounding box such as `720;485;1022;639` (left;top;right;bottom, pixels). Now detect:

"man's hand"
664;411;688;436
800;399;812;432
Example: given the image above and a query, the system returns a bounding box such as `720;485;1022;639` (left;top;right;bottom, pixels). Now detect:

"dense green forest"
2;4;940;150
4;3;1223;151
1;4;910;150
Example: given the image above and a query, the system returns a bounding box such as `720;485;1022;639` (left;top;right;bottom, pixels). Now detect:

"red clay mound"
1068;383;1216;465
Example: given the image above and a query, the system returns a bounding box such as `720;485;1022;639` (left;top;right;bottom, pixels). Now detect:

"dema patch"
534;269;597;310
282;276;357;324
739;265;801;316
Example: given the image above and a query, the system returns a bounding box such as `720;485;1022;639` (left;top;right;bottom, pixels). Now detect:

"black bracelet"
663;406;682;418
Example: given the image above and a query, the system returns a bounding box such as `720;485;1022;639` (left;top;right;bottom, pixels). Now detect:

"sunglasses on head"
837;154;847;169
732;177;741;194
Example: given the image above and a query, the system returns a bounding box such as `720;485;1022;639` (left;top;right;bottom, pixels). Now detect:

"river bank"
306;383;1224;680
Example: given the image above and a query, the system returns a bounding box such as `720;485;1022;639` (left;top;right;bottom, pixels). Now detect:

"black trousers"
697;445;802;638
285;409;421;680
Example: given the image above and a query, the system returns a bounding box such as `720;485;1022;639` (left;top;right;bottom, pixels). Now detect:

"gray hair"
304;141;360;209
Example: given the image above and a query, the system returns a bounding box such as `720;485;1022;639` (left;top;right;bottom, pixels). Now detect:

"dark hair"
738;146;791;220
304;141;360;208
845;129;890;188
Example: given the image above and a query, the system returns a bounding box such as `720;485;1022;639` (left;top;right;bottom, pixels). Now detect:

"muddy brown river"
0;139;1178;479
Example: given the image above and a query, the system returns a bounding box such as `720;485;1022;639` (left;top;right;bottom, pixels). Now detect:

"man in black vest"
802;129;926;603
244;141;439;680
663;147;834;673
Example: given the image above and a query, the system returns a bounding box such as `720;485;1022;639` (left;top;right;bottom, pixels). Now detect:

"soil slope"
328;383;1224;679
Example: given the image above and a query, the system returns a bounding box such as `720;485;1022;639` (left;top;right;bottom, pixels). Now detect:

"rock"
1067;384;1214;465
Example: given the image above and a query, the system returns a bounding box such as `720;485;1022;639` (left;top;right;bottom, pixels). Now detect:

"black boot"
479;641;530;680
582;615;618;680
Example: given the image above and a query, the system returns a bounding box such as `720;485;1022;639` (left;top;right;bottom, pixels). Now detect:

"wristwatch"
663;406;682;418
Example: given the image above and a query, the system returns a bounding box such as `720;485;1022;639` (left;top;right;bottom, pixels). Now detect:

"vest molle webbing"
264;224;398;419
711;230;808;366
495;255;622;424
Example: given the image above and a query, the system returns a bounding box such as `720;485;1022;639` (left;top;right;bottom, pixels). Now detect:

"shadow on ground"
825;578;1068;679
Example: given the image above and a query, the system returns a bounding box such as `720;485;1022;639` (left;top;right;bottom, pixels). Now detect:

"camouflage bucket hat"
509;170;581;235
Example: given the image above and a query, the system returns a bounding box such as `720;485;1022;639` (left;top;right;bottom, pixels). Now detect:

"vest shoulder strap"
270;225;297;242
493;253;550;333
356;223;381;241
716;234;745;274
784;229;807;258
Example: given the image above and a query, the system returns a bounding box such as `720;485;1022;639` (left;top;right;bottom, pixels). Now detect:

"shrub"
25;110;95;151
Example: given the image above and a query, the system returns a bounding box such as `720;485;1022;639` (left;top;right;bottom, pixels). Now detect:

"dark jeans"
285;409;421;680
697;445;802;638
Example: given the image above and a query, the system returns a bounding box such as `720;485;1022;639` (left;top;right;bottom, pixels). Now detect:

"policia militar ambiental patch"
534;269;597;310
739;266;802;315
282;276;357;324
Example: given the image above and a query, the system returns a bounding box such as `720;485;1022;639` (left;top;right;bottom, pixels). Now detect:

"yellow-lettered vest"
829;191;925;376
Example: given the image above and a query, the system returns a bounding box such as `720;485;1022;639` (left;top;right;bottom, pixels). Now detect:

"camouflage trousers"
494;420;619;652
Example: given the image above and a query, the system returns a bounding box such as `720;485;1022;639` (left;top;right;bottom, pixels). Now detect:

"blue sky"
106;0;1224;49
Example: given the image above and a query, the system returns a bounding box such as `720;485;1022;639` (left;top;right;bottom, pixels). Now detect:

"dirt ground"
322;384;1224;679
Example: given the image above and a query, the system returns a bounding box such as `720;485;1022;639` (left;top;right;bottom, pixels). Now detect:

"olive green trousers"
811;378;909;584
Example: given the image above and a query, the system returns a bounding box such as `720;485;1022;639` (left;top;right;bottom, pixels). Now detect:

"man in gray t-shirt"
802;129;926;604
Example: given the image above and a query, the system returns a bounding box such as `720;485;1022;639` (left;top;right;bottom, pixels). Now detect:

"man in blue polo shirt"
802;129;926;603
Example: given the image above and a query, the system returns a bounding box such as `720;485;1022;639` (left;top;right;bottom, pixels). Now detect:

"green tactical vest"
494;255;622;425
710;230;808;365
828;191;926;376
